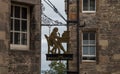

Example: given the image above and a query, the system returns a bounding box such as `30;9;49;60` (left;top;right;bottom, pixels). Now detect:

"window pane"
90;46;95;55
83;32;88;44
14;19;20;31
83;32;88;40
15;6;20;18
90;32;95;44
83;56;88;60
14;33;20;44
10;32;13;44
89;57;96;60
22;7;27;19
11;19;13;30
11;6;13;17
90;40;95;44
21;20;27;32
83;0;88;11
90;0;95;11
83;56;96;60
90;32;95;40
83;40;89;44
83;46;89;55
21;33;27;45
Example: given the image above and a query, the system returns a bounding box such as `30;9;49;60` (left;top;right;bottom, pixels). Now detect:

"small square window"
82;0;96;13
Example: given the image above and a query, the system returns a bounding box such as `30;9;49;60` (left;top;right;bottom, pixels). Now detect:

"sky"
41;0;67;71
42;0;67;23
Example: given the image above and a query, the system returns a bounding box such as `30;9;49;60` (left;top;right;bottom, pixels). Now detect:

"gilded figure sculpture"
45;27;69;54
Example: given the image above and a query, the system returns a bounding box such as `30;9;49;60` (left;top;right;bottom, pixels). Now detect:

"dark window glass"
22;7;27;19
83;57;96;60
21;20;27;32
83;57;87;60
15;6;20;18
83;0;88;11
10;32;13;44
14;33;20;44
90;32;95;44
89;57;96;60
90;0;95;11
83;0;95;11
11;6;13;17
11;19;13;30
83;32;88;44
21;33;27;45
90;32;95;40
14;19;20;31
83;32;88;40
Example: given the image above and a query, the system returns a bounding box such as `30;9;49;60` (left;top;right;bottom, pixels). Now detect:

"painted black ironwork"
41;13;66;26
41;3;66;26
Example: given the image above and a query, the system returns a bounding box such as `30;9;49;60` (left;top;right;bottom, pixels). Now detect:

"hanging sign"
45;27;73;60
46;54;73;60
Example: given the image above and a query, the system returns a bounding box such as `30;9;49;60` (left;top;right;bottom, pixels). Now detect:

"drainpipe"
76;0;80;73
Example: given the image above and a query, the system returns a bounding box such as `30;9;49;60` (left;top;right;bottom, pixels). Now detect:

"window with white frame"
82;32;96;61
10;4;30;50
82;0;96;13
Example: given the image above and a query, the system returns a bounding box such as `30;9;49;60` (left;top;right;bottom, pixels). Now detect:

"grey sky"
42;0;67;23
41;0;67;71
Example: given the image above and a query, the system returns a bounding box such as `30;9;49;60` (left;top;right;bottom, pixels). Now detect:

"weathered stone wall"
68;0;120;74
96;0;120;74
0;0;10;74
0;0;41;74
9;51;40;74
9;0;41;74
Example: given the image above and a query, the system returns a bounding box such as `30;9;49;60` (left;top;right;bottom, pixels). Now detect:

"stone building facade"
66;0;120;74
0;0;41;74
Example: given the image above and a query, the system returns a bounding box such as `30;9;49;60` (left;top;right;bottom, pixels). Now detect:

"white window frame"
82;0;96;13
10;4;30;50
82;32;96;62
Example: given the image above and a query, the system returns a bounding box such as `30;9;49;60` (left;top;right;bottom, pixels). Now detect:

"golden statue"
45;27;69;54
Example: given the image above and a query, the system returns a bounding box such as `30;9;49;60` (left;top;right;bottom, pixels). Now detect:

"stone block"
15;65;29;72
0;40;6;51
0;2;9;13
82;71;88;74
112;71;120;74
99;55;109;64
112;54;120;60
0;53;8;66
96;65;107;72
0;31;5;40
0;67;8;74
0;55;4;64
99;40;108;50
